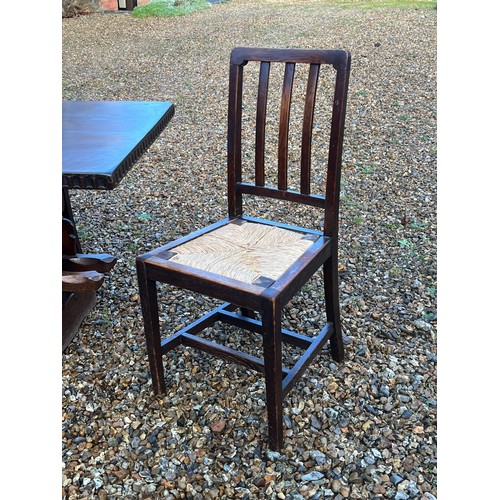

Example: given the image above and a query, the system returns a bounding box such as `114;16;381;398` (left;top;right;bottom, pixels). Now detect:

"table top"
62;100;175;190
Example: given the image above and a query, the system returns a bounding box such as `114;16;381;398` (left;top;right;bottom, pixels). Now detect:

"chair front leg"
323;256;344;362
262;298;284;451
136;259;166;395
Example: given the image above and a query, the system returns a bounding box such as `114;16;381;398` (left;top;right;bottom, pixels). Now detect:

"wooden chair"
62;201;117;350
136;47;351;450
62;215;117;293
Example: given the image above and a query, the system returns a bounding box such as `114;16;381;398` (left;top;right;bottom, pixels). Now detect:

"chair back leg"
323;256;344;362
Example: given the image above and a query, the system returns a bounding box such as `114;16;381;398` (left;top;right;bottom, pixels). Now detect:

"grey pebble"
390;473;404;485
164;466;178;481
423;494;437;500
394;492;409;500
266;450;283;461
310;415;323;429
379;385;391;398
301;471;325;481
338;417;349;427
414;319;432;332
324;407;339;420
287;492;306;500
310;450;327;465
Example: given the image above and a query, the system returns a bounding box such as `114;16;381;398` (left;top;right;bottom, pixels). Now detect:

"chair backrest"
227;47;351;238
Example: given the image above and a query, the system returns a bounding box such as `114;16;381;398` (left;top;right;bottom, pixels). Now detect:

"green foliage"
77;228;91;241
389;266;403;276
398;238;415;250
132;0;211;18
398;238;423;260
254;0;436;8
422;311;436;322
408;218;427;230
332;0;437;9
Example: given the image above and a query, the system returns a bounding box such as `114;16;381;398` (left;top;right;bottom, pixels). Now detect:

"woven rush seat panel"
166;220;318;285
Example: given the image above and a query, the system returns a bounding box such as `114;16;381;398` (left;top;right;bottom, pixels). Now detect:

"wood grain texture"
278;62;295;190
62;271;104;293
301;63;320;194
255;61;270;186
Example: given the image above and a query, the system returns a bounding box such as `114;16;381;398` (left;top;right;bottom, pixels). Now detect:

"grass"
389;266;403;276
132;0;211;18
398;238;415;249
328;0;436;8
398;237;426;261
409;219;426;230
255;0;436;9
130;0;438;20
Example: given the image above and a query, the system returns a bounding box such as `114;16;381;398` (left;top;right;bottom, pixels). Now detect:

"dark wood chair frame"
62;189;117;350
136;47;351;450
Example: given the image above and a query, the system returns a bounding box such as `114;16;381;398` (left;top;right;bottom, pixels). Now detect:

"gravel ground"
62;1;437;498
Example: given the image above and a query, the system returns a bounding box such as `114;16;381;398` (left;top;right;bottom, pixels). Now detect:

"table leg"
63;187;82;253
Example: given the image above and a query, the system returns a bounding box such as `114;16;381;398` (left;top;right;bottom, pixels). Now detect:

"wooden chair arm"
62;253;118;273
62;270;105;293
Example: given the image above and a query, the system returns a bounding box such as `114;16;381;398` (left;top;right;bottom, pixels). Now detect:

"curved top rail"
230;47;350;70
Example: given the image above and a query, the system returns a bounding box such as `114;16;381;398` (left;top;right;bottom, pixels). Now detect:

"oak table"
62;100;175;351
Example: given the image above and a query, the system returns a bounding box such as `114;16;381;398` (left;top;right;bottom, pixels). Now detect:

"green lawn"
132;0;437;18
131;0;212;18
334;0;437;8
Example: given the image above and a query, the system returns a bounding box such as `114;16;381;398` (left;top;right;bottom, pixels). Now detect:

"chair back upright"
227;47;351;238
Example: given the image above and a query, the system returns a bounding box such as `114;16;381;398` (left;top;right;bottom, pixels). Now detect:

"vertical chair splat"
255;61;270;187
278;62;295;191
300;63;320;195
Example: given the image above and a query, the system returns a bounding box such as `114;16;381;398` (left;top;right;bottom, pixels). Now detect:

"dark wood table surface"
62;100;175;351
